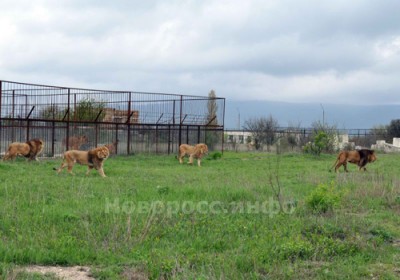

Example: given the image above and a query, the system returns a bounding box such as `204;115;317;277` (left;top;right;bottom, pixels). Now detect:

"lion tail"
329;157;339;172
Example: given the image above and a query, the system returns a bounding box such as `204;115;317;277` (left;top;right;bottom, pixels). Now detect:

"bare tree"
243;115;279;151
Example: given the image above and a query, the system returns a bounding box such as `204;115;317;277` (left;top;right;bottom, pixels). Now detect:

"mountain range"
224;100;400;130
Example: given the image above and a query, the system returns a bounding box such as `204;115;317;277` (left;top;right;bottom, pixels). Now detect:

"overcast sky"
1;0;400;105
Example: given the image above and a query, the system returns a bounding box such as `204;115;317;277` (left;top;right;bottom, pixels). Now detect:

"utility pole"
237;108;240;130
320;103;325;126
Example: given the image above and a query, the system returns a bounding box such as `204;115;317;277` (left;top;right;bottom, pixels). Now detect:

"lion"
54;146;110;177
178;143;208;167
62;135;88;150
3;139;44;161
330;149;377;172
104;141;118;155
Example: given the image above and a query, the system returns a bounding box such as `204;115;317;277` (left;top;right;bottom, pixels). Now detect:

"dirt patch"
18;266;94;280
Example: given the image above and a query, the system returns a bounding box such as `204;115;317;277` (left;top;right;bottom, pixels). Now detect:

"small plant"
370;227;394;243
207;152;222;160
306;182;342;214
279;238;314;261
157;186;169;195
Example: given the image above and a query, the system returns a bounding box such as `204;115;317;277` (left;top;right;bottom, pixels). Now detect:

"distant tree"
205;90;219;149
387;119;400;141
243;115;279;151
207;89;218;126
303;121;338;155
74;98;106;121
285;122;304;151
371;124;389;142
39;104;67;120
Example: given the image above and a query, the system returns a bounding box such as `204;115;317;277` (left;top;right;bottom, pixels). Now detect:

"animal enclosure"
0;80;225;156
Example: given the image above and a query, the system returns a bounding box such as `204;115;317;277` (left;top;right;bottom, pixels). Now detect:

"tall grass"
0;152;399;279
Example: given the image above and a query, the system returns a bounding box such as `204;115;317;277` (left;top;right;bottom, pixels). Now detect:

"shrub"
279;238;314;260
207;152;222;160
303;131;330;156
306;182;342;214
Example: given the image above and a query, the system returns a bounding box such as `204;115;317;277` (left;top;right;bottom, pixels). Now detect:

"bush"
306;182;342;214
303;131;330;156
207;152;222;160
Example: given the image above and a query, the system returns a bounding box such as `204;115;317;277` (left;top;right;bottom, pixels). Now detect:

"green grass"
0;152;399;279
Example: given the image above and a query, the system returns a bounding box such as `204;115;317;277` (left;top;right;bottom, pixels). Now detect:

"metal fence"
224;127;390;150
0;80;225;157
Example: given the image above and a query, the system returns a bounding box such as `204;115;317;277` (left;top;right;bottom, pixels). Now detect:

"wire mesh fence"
0;80;225;157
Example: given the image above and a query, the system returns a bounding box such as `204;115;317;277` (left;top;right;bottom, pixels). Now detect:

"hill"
225;100;400;129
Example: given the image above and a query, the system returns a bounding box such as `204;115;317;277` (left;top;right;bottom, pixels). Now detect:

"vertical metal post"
127;92;131;154
155;125;158;154
221;98;226;154
168;124;171;155
172;100;176;125
12;90;15;118
186;125;189;144
66;88;70;150
11;90;15;141
95;122;98;148
172;100;176;154
115;123;118;154
73;93;77;132
51;121;55;156
178;96;183;147
0;81;2;148
26;120;30;141
197;126;201;144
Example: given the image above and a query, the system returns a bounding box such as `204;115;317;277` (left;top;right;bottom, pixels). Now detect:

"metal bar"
51;121;55;156
115;124;118;154
156;113;164;124
0;81;3;148
26;120;30;141
221;98;226;154
127;92;132;154
168;124;171;155
94;109;103;122
180;114;188;124
205;115;216;126
26;106;35;119
12;90;15;118
66;88;70;150
11;90;15;141
198;126;201;144
61;109;68;121
178;96;183;147
155;125;158;153
186;125;189;144
125;111;135;124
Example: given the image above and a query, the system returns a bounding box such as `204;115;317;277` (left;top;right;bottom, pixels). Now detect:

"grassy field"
0;151;399;279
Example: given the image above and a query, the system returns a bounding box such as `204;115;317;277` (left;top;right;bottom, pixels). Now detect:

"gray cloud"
1;0;400;105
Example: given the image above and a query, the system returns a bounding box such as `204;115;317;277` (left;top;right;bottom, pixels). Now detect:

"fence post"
66;88;70;150
0;80;2;148
197;125;201;143
95;121;99;148
155;125;159;154
178;96;183;147
127;92;131;154
51;120;56;156
186;125;189;144
222;98;226;154
168;124;171;155
115;123;119;154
